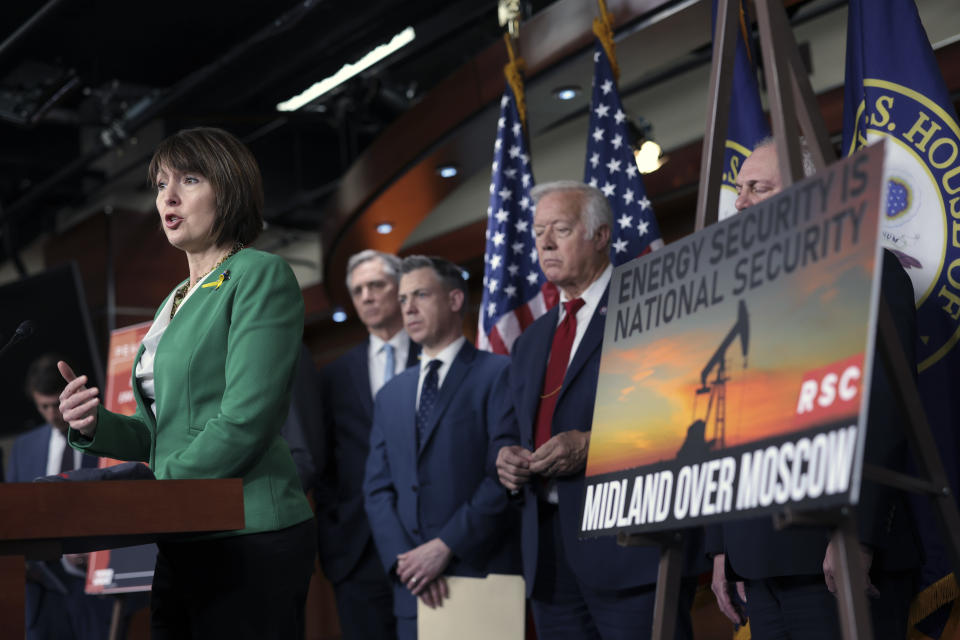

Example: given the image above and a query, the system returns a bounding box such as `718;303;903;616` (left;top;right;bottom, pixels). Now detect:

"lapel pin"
201;269;231;290
599;306;607;316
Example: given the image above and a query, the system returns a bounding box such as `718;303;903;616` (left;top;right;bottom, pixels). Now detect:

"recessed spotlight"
437;165;458;179
553;86;580;101
332;307;347;323
461;269;470;280
376;222;394;235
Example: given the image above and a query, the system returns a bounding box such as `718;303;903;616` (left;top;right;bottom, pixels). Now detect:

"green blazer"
71;249;313;536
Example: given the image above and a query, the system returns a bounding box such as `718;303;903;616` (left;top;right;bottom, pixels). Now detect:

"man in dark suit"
281;344;322;492
364;255;520;640
494;181;698;640
708;139;921;639
316;250;419;640
6;354;112;640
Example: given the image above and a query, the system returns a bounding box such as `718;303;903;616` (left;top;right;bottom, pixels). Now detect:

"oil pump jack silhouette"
677;300;750;460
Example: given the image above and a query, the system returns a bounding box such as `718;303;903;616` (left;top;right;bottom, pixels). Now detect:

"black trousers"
744;569;916;640
531;502;695;640
151;518;317;640
332;539;396;640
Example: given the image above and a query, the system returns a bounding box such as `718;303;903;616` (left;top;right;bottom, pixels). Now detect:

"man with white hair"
494;181;699;639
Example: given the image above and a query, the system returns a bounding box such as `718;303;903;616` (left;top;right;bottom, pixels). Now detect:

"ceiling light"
332;307;348;323
277;27;416;111
376;222;394;235
461;270;470;280
634;140;666;174
437;165;458;179
628;116;667;174
553;86;580;101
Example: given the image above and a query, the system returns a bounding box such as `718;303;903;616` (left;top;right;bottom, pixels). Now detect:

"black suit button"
411;485;419;492
412;528;420;535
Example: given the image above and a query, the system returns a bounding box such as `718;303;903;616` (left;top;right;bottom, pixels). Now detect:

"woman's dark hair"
148;127;263;246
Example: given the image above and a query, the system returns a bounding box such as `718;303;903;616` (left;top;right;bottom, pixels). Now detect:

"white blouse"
134;277;207;418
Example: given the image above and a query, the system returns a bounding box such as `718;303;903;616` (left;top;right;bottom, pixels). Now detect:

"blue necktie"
416;360;442;449
383;343;396;385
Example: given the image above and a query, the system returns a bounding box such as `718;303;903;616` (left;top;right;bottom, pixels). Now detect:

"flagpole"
478;5;548;354
585;0;664;265
594;0;619;81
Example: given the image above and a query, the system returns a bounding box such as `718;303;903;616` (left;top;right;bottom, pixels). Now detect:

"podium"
0;479;244;638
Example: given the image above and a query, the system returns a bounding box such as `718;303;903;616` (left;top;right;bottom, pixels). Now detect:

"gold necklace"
169;244;243;319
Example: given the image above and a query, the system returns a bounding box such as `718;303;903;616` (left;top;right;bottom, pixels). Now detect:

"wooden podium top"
0;479;244;558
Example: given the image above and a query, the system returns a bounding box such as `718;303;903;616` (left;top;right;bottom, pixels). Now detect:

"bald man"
708;139;921;640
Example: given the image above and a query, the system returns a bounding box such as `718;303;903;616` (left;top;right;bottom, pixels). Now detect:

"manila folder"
417;573;525;640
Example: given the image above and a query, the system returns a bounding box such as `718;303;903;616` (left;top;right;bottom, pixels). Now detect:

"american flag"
477;83;554;354
584;40;663;265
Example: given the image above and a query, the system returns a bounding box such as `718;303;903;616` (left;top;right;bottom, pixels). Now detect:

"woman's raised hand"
57;361;100;437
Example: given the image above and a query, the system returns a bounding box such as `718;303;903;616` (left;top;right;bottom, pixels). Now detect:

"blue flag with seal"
713;0;770;221
842;0;960;634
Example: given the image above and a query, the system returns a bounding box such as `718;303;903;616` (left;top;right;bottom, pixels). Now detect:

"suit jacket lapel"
558;287;609;406
28;429;50;480
392;370;419;463
131;344;157;434
418;342;474;456
351;340;374;416
520;309;558;438
406;341;421;369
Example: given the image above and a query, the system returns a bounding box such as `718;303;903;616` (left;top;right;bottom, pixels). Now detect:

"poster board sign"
580;143;886;538
86;321;158;594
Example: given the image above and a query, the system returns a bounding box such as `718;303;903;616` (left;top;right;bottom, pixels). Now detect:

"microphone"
0;320;37;360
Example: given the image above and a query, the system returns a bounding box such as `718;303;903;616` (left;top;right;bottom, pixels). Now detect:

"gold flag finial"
502;33;528;127
498;0;522;40
593;0;620;82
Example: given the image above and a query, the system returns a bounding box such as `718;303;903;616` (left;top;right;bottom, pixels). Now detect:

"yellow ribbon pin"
201;270;230;290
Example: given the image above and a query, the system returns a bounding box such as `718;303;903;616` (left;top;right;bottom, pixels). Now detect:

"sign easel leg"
650;539;682;640
831;514;875;640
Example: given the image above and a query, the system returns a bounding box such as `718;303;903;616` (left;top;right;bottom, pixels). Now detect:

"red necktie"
535;298;585;449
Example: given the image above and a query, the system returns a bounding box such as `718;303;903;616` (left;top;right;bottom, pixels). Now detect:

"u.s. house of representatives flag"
477;74;550;355
842;0;960;633
714;0;770;221
584;36;663;265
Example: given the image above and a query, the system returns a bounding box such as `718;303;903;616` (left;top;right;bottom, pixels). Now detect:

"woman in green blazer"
58;127;315;639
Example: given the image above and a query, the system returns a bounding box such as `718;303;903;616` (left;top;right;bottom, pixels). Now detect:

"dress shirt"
557;264;612;365
369;330;411;397
542;264;611;504
415;336;465;408
136;275;210;417
46;426;81;476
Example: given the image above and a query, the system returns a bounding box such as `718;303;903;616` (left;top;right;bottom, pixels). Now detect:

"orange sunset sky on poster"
586;153;883;478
